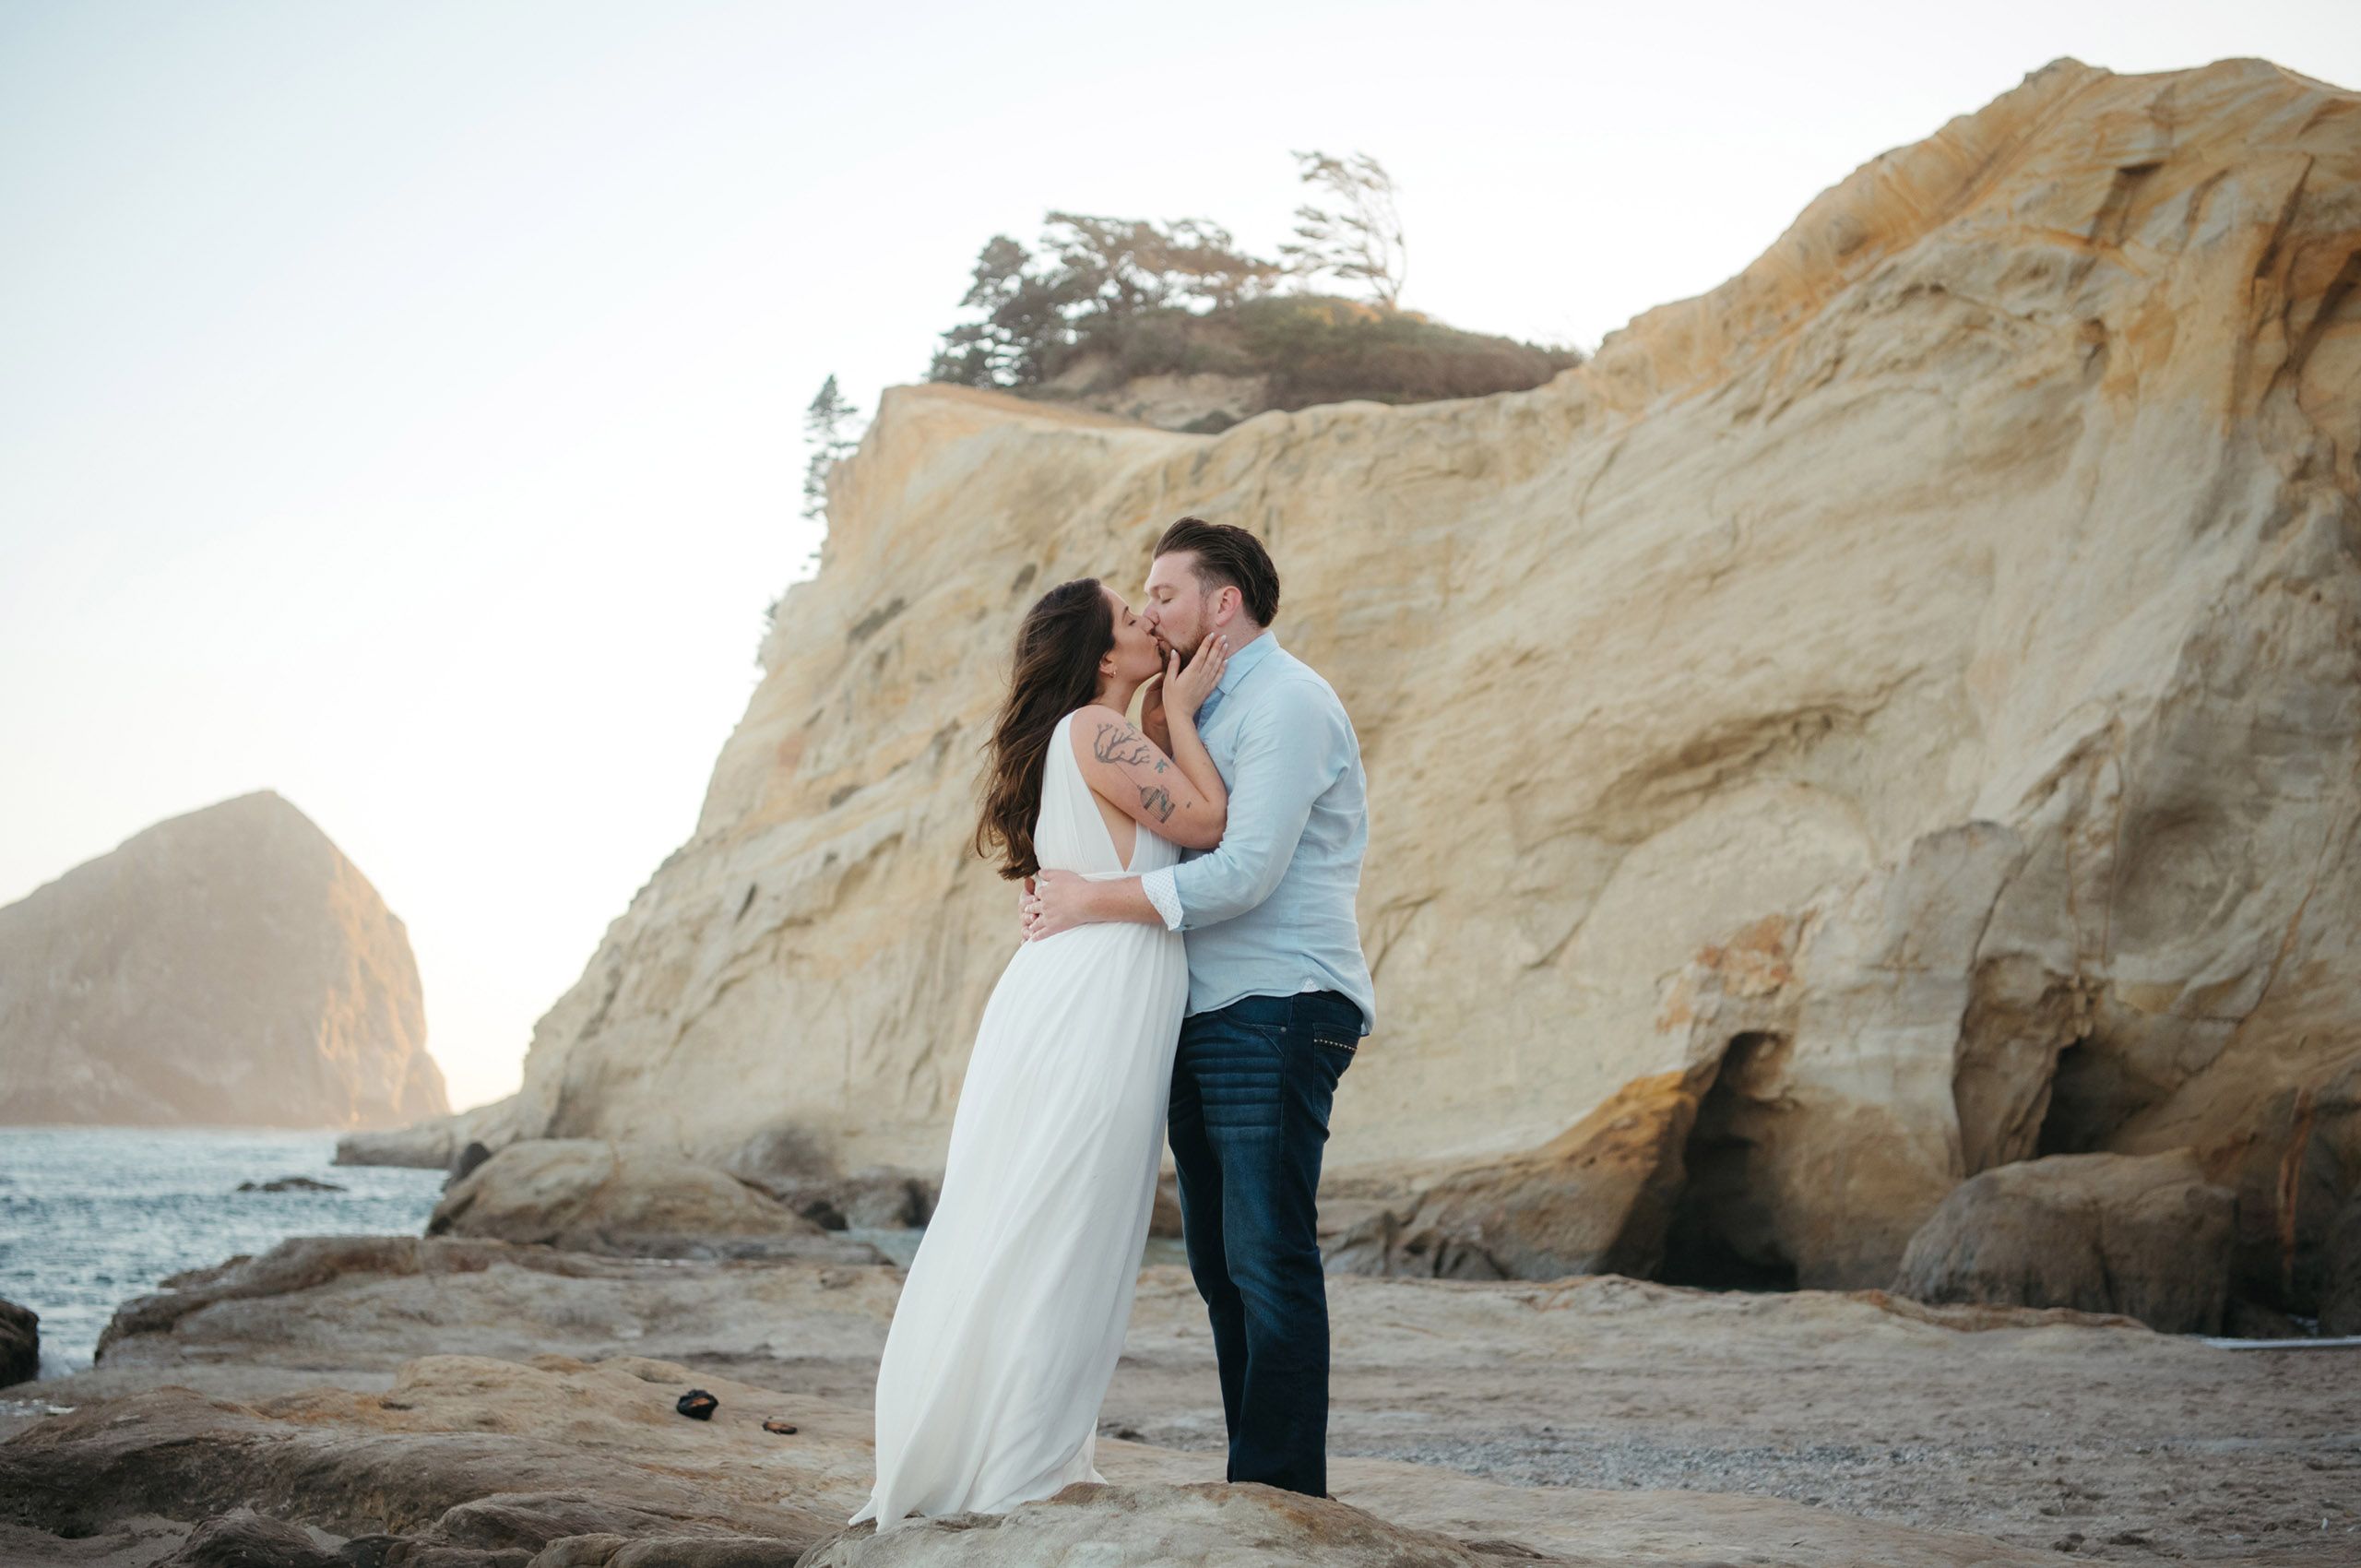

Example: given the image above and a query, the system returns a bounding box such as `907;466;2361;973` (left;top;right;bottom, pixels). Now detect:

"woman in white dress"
838;576;1230;1533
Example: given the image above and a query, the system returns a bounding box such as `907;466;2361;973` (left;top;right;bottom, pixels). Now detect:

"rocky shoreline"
4;1211;2355;1566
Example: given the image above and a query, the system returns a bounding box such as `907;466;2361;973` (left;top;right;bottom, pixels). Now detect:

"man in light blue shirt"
1136;621;1375;1031
1023;517;1372;1501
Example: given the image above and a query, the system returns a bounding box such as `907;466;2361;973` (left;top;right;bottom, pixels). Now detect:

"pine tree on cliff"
926;219;1280;389
801;374;860;523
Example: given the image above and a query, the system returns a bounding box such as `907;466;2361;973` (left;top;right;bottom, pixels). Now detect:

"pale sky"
4;1;2355;1116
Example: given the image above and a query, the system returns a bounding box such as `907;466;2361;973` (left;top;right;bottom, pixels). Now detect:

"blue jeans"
1166;988;1358;1497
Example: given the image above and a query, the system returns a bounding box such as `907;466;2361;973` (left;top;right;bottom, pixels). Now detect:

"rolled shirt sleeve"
1139;865;1185;931
1164;677;1349;931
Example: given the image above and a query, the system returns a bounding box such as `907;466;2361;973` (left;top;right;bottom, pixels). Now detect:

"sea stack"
0;789;447;1128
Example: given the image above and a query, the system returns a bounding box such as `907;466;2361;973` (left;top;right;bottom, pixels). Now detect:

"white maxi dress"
845;708;1188;1532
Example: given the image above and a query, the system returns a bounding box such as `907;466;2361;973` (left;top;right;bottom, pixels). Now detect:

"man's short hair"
1153;517;1280;626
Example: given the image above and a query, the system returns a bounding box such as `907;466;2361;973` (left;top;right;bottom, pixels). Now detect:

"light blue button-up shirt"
1137;629;1376;1035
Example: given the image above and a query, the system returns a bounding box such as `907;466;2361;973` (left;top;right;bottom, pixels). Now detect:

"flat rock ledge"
11;1230;2354;1564
0;1349;2063;1568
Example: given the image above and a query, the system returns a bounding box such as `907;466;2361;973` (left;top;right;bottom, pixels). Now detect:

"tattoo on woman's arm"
1092;721;1156;769
1138;785;1175;822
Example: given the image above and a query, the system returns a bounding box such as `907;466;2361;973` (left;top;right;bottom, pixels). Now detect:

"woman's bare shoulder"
1069;706;1148;762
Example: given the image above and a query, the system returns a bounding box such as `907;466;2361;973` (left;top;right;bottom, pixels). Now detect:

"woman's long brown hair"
975;577;1114;880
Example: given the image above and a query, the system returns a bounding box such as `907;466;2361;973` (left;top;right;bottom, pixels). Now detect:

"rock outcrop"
0;1360;857;1558
335;1098;510;1169
742;1168;936;1231
151;1508;347;1568
1324;1067;1716;1281
0;790;447;1129
1891;1150;2236;1332
90;1233;905;1371
426;1138;886;1263
39;1232;2342;1566
427;58;2358;1304
6;1346;2085;1568
0;1297;37;1387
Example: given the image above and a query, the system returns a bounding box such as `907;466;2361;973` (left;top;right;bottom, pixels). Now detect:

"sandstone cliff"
0;790;447;1128
457;57;2357;1300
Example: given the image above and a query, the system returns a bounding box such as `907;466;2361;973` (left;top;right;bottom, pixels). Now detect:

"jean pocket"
1311;1031;1358;1056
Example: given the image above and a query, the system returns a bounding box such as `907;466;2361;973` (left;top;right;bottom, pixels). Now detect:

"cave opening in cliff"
2034;1037;2130;1157
1657;1031;1799;1292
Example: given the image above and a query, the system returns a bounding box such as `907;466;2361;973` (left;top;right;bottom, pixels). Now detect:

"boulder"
1892;1151;2235;1332
746;1168;935;1231
338;1097;517;1170
0;1295;38;1386
1325;1068;1712;1281
154;1507;343;1568
426;1139;884;1262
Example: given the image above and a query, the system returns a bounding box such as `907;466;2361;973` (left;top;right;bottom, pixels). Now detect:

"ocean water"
0;1125;447;1378
0;1128;1195;1385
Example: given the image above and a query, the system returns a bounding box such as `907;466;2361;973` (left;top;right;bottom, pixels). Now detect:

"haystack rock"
438;58;2356;1310
0;790;447;1128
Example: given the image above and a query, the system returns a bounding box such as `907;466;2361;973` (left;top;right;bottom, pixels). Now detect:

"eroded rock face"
2213;1051;2361;1313
1892;1150;2236;1332
1325;1067;1715;1281
2322;1195;2361;1336
434;58;2359;1298
426;1139;885;1263
0;790;447;1129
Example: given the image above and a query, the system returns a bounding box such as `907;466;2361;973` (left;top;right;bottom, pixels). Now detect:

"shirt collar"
1213;627;1279;698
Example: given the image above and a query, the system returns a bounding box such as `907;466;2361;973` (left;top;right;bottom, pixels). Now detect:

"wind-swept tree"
1278;149;1408;307
801;374;860;523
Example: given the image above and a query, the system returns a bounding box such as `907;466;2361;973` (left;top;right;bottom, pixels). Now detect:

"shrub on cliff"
927;240;1577;414
924;150;1580;416
1233;294;1578;408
